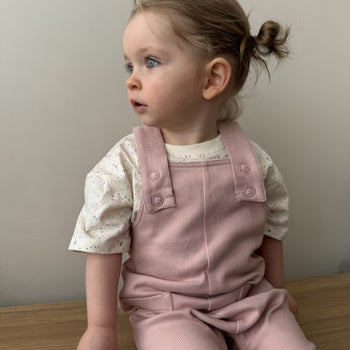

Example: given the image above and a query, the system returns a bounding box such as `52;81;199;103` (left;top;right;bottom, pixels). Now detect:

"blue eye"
125;63;133;75
146;57;159;69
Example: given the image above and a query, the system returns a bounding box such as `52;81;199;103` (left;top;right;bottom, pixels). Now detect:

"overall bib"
119;121;316;350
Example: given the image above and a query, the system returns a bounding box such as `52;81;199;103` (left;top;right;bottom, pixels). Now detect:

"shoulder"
83;133;138;206
89;133;138;177
249;140;287;194
249;141;274;181
103;133;138;169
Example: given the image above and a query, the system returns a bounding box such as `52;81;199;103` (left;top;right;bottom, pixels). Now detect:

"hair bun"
255;20;289;58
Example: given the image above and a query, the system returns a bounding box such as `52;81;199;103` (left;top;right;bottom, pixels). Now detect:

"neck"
159;97;224;145
161;121;219;145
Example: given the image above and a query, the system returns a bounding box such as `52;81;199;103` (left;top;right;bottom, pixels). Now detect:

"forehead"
124;12;175;47
123;11;191;55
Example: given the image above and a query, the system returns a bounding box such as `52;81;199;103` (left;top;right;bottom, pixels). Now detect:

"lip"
130;99;148;113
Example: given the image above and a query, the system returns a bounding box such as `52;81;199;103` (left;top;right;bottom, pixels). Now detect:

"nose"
126;73;141;90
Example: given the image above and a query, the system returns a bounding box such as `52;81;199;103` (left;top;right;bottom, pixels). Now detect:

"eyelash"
125;56;160;75
125;63;134;75
145;57;160;69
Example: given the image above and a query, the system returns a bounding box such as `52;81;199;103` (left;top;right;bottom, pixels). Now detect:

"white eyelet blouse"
69;133;289;254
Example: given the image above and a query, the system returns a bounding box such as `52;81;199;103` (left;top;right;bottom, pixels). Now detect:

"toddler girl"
69;0;316;349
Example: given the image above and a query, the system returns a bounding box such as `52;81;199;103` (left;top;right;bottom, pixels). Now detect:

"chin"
139;116;162;128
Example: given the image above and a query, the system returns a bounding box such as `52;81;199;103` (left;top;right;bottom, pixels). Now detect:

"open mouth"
130;99;147;113
131;99;146;108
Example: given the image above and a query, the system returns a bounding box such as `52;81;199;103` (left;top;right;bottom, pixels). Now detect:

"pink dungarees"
119;121;316;350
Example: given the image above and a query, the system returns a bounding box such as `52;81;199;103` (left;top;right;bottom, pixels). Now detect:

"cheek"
146;73;198;109
147;80;170;105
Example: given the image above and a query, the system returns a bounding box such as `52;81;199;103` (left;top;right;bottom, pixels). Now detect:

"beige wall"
1;0;349;307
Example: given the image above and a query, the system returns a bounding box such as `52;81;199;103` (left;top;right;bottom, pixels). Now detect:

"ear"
202;57;232;100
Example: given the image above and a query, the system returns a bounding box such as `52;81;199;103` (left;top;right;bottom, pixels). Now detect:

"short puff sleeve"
69;135;137;254
251;142;289;240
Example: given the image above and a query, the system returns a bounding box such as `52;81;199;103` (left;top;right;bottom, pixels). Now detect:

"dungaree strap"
134;126;176;213
218;121;266;202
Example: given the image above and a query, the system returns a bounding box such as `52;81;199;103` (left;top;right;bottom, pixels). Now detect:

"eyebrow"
124;46;168;61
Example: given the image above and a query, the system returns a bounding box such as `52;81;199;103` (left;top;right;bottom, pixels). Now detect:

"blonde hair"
131;0;289;120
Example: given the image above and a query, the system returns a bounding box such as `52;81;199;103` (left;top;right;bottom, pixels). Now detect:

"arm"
259;236;298;318
78;253;122;350
259;235;284;288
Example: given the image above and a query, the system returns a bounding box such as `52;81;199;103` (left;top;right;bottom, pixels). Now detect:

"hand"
286;292;298;320
77;326;118;350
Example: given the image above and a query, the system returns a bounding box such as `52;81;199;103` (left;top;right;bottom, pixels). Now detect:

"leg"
234;302;316;349
130;309;228;350
233;282;316;350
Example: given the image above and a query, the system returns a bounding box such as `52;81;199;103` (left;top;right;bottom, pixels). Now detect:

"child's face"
123;11;207;131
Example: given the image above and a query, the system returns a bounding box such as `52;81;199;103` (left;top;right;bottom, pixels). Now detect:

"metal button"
149;171;160;181
152;195;164;207
243;186;256;198
238;162;250;173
